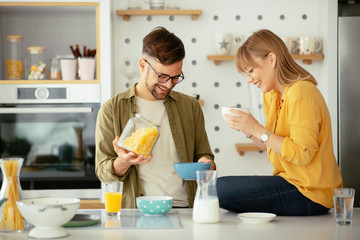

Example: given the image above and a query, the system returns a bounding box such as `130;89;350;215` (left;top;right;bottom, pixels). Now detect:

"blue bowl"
136;196;173;215
173;162;211;180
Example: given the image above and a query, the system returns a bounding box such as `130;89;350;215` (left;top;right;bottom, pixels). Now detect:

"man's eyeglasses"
145;59;184;85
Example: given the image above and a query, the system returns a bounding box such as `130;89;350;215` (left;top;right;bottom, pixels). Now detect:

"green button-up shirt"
95;84;214;208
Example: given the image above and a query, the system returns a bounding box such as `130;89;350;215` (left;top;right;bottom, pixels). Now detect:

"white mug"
213;33;232;55
298;37;322;55
60;58;77;80
281;37;299;54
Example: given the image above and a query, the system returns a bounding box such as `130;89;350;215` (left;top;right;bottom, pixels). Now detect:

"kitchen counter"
1;208;359;240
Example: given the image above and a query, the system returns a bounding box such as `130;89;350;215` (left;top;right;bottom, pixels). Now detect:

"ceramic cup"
128;0;141;9
60;58;77;80
298;37;322;55
78;58;96;80
150;0;165;9
213;33;232;55
281;37;299;54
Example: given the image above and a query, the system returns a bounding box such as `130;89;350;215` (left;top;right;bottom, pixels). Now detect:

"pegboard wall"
111;0;336;177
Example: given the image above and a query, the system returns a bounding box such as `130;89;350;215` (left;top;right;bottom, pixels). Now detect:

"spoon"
0;198;7;207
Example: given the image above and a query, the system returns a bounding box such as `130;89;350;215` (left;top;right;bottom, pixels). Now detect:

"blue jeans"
216;176;329;216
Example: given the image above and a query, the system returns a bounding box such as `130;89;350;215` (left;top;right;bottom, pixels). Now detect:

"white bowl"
221;107;250;120
16;197;80;239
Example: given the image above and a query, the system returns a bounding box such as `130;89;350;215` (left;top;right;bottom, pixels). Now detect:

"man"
95;27;215;208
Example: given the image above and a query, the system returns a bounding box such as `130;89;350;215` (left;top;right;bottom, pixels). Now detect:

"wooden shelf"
79;199;104;209
235;143;263;156
116;9;202;21
207;54;324;65
207;55;235;65
0;80;100;84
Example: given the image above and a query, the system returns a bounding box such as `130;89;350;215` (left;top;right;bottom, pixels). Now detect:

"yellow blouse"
263;80;342;208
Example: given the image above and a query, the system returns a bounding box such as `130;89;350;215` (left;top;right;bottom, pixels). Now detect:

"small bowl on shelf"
136;196;173;215
173;162;211;180
16;197;80;239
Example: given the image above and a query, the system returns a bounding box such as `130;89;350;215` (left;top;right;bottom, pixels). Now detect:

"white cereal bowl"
221;107;250;120
136;196;173;215
16;197;80;239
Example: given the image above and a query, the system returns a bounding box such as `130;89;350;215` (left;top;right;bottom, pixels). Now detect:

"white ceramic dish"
237;212;276;224
16;197;80;238
221;107;250;120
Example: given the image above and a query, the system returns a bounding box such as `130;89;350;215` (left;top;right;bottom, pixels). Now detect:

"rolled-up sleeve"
280;93;321;165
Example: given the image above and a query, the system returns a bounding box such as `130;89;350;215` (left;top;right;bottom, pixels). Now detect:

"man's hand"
112;137;152;177
198;156;216;170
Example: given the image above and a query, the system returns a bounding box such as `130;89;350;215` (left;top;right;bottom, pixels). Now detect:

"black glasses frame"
145;59;184;85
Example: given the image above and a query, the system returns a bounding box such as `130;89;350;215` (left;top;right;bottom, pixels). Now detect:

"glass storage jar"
49;57;61;80
27;46;46;80
4;35;24;80
117;114;159;158
0;158;24;232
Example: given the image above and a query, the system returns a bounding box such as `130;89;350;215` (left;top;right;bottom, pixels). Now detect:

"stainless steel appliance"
338;16;360;207
0;84;100;189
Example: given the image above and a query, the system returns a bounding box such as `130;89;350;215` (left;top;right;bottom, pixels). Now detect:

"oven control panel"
17;87;67;100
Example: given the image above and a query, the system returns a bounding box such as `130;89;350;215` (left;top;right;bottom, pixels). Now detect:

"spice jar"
27;46;46;80
0;158;24;232
4;35;24;80
117;114;159;158
49;57;61;80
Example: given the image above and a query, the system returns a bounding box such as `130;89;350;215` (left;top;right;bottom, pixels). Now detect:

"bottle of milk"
193;170;220;223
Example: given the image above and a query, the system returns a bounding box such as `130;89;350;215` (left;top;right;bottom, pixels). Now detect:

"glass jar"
117;114;159;158
27;46;46;80
0;158;24;232
4;35;24;80
49;57;61;80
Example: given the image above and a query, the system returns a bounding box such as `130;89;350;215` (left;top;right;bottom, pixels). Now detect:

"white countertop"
1;208;359;240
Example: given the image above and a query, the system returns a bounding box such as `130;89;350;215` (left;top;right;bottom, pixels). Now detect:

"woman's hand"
224;109;261;137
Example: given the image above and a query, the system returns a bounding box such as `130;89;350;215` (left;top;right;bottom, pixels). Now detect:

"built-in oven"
0;84;101;189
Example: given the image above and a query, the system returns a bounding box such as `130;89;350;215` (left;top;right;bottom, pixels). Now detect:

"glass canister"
117;114;159;158
193;170;220;223
49;57;61;80
0;158;24;232
27;46;46;80
4;35;24;80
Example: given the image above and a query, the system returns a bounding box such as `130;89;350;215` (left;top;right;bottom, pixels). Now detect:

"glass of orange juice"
103;181;123;217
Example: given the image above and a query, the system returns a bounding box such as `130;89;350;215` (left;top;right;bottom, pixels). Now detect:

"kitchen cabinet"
0;1;100;84
207;54;324;65
116;9;202;21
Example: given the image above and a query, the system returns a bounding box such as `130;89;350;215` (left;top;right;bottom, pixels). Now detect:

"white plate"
237;212;276;224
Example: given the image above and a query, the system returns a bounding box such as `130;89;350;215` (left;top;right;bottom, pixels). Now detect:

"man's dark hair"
142;27;185;65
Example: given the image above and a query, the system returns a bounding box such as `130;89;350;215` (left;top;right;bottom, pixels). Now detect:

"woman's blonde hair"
235;29;317;86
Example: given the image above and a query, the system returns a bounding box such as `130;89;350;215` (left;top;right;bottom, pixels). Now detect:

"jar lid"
5;35;23;42
27;46;45;54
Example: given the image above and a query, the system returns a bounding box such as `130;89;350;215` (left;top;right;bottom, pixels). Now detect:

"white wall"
110;0;338;177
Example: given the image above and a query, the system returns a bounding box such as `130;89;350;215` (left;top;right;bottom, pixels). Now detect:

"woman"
217;29;342;216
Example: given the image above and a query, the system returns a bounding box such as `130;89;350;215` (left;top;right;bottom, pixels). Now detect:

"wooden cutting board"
79;199;104;209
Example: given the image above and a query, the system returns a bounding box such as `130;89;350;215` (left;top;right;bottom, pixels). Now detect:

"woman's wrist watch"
260;129;272;143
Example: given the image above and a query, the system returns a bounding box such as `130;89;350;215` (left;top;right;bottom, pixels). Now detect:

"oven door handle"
0;107;93;114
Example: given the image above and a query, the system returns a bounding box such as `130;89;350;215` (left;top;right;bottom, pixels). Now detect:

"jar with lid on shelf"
4;35;24;80
27;46;46;80
117;114;159;158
